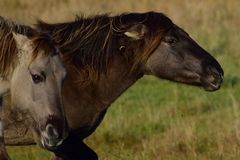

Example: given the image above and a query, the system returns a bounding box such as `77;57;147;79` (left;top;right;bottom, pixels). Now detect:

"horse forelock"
37;12;173;79
0;17;57;77
30;33;59;61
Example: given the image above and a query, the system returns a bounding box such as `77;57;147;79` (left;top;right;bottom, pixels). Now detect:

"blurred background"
0;0;240;159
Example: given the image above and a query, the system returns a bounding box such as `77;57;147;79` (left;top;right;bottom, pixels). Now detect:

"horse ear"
124;24;148;40
12;32;32;50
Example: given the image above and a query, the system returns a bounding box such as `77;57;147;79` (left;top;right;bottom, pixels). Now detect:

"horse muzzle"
41;124;67;149
201;65;224;91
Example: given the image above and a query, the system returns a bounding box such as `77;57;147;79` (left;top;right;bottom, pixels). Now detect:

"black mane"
0;16;35;37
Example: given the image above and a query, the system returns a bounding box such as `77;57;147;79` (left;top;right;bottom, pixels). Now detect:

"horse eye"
31;74;44;84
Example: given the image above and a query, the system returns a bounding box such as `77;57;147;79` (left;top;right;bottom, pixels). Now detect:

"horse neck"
93;57;143;106
65;54;143;109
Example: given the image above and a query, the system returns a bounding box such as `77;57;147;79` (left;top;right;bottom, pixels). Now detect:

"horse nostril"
219;71;224;80
41;124;64;148
207;66;223;79
46;124;59;139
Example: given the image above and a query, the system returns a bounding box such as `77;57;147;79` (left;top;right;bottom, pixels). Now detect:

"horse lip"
200;76;223;91
203;82;221;91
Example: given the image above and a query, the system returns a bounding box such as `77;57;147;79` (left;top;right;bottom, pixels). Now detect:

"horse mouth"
175;70;223;91
200;76;223;91
41;136;64;149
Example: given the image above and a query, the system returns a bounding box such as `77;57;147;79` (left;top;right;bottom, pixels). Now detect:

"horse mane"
37;12;173;79
0;17;58;77
0;17;21;77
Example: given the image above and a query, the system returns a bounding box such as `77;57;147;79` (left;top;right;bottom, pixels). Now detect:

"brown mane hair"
37;12;173;79
0;17;58;77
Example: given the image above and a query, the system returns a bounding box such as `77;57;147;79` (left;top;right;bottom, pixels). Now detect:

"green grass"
7;146;52;160
1;0;240;159
7;78;240;160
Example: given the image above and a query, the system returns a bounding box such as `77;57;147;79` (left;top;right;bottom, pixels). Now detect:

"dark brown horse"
3;12;223;160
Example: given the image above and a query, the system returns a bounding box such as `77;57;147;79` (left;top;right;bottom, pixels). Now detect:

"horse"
0;17;68;159
3;12;223;160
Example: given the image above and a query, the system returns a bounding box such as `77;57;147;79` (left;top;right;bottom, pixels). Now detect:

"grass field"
1;0;240;159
